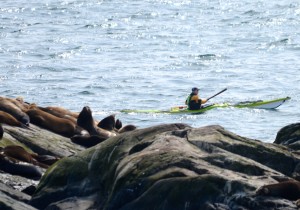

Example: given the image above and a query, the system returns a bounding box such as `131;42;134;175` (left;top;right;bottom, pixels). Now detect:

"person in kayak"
185;87;208;110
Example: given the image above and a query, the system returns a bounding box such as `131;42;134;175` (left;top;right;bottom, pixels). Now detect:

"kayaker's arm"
201;98;208;104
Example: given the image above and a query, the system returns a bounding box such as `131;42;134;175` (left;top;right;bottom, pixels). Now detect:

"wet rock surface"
28;124;300;210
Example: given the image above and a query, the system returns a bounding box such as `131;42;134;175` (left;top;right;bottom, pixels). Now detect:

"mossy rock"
31;124;300;209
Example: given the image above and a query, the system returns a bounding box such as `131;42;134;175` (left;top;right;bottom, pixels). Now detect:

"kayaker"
185;87;208;110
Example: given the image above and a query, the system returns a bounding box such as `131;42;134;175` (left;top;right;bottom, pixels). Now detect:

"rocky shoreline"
0;97;300;209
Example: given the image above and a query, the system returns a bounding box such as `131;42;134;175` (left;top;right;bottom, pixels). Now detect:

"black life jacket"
186;93;201;110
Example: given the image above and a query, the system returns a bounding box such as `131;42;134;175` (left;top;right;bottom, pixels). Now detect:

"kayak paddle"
206;88;227;101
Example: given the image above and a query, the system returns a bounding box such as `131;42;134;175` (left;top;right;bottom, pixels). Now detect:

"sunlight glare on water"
0;0;299;142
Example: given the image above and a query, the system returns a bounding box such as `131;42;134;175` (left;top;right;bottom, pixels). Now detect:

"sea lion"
77;106;116;138
0;124;3;139
46;106;79;118
115;119;122;130
15;96;30;111
8;96;30;111
118;124;137;133
0;97;30;125
97;115;116;131
71;135;106;148
1;145;48;168
34;155;60;166
38;106;78;124
0;153;42;180
26;106;80;138
256;180;300;200
0;111;27;128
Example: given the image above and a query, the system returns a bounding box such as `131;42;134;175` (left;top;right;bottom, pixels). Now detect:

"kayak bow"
121;97;291;114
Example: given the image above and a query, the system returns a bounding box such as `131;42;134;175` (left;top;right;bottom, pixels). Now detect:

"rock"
0;182;31;203
188;125;298;177
0;181;37;210
0;191;37;210
274;123;300;150
21;185;37;196
0;171;39;192
0;123;85;209
30;124;300;209
44;195;96;210
3;124;84;157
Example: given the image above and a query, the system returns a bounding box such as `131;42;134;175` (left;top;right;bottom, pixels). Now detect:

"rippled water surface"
1;0;299;142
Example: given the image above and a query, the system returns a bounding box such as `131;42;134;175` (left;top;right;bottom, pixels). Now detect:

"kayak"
121;97;291;114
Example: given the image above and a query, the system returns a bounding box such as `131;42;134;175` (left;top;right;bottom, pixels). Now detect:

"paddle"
206;88;227;102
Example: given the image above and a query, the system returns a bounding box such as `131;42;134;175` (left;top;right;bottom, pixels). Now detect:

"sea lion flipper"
115;119;122;130
97;115;115;131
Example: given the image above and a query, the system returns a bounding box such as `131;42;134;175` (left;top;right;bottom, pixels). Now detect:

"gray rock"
45;195;97;210
0;182;31;203
3;124;84;157
30;124;300;210
0;191;37;210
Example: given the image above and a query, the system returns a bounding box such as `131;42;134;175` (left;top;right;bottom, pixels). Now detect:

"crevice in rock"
128;141;154;155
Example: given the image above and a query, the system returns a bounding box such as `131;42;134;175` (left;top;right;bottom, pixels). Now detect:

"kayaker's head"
192;87;199;95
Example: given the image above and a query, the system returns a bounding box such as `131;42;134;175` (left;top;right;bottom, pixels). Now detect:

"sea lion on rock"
1;145;48;168
0;111;27;128
118;124;137;133
71;135;106;148
34;155;60;166
0;97;30;125
38;106;78;124
0;153;42;180
8;96;30;111
26;106;80;138
15;96;29;107
256;180;300;200
77;106;116;138
97;115;116;131
77;106;98;135
46;106;79;118
115;119;122;130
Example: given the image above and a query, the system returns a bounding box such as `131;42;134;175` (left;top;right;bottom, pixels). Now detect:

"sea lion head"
115;119;122;130
20;115;30;126
16;97;24;103
77;106;94;129
255;186;269;196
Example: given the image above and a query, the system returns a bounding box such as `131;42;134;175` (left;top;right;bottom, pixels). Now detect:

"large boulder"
274;123;300;150
30;124;300;210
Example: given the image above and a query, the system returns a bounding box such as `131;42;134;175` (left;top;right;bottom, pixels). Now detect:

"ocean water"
0;0;299;142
